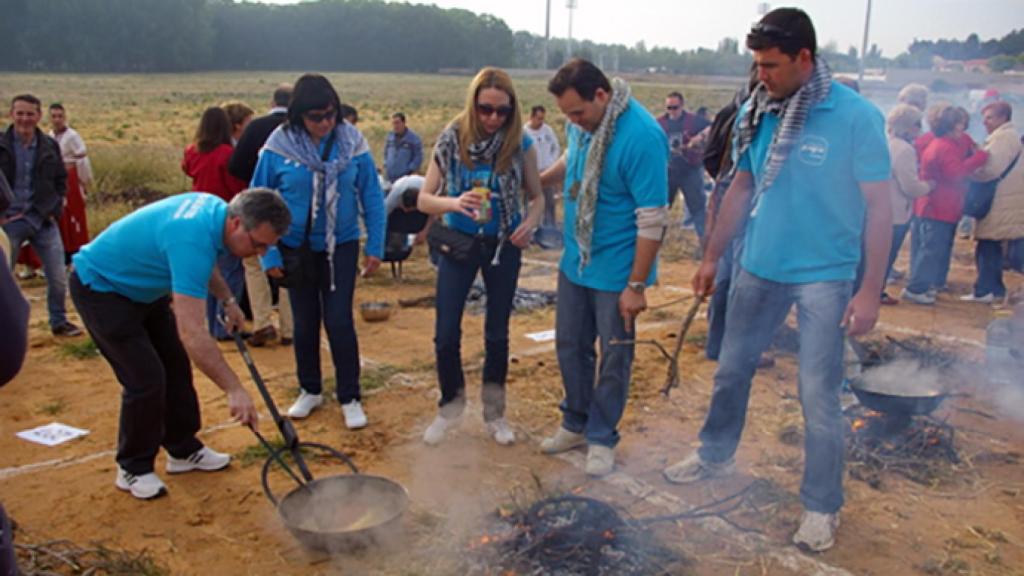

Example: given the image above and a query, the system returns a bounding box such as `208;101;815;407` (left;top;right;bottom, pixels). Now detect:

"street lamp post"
858;0;873;83
543;0;551;69
567;0;577;61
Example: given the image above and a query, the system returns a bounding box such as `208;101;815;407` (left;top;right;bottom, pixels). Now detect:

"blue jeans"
206;253;245;339
706;238;742;361
555;272;635;448
698;268;851;513
3;218;68;327
974;239;1006;298
1005;238;1024;273
907;218;956;294
289;241;361;404
670;169;706;239
434;242;521;420
883;223;910;293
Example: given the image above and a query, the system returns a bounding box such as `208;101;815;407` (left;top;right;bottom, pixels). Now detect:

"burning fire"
852;418;867;432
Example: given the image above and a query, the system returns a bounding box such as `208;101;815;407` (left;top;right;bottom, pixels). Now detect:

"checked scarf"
433;123;524;261
731;58;833;212
263;121;369;290
573;77;631;274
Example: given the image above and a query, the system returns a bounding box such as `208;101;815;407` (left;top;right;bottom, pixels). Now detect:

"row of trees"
0;0;514;72
0;0;1020;74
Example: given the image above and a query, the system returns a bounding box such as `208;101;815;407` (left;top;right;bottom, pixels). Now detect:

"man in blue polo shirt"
69;189;291;501
538;59;669;477
662;9;892;552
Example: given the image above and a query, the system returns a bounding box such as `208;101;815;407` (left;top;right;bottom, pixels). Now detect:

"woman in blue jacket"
252;74;385;429
417;67;545;446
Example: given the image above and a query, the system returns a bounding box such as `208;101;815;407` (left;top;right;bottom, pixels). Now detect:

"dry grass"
0;71;737;235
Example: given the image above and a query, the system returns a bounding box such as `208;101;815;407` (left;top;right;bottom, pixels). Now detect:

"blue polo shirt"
737;81;890;284
442;135;533;238
73;193;227;303
560;98;669;291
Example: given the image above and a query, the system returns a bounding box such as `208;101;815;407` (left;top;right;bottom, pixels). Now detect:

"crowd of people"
3;6;1024;559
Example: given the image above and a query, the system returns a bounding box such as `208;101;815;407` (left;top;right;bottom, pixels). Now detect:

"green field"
0;71;738;235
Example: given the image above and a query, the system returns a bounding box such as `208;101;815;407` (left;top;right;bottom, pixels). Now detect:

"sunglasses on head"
748;22;794;41
476;104;513;119
303;109;336;124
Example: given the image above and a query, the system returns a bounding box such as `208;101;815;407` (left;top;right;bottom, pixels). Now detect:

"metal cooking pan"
232;334;409;553
846;337;950;416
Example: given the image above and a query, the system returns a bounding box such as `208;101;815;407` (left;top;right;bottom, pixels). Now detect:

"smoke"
979;319;1024;421
859;358;944;396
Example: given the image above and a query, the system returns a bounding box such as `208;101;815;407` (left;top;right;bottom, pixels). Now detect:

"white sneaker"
539;427;586;454
585;444;615;477
958;293;995;303
166;446;231;474
423;413;461;445
901;288;936;305
115;468;167;500
793;510;840;552
287;390;323;419
341;400;368;430
486;418;515;445
663;452;736;484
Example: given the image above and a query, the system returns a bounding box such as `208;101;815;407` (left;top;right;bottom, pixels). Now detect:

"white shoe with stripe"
165;446;231;474
115;468;167;500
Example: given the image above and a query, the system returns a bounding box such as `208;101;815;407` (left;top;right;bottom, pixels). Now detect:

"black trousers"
70;272;203;475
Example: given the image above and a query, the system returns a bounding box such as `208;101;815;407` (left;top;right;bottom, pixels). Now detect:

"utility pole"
543;0;551;69
567;0;577;61
858;0;873;83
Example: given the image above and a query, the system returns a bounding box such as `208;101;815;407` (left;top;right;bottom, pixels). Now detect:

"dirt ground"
2;229;1023;576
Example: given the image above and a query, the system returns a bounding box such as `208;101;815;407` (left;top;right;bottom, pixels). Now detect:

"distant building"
932;56;992;74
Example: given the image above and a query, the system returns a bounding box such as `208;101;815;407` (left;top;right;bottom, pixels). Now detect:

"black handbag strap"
996;149;1021;183
299;131;336;246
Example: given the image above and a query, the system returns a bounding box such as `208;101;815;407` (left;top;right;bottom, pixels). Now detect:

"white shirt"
49;126;93;185
523;122;561;172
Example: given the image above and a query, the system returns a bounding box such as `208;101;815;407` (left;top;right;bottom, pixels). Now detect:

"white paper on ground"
525;329;556;342
16;422;90;447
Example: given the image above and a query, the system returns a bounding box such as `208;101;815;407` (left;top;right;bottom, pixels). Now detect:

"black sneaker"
52;322;83;337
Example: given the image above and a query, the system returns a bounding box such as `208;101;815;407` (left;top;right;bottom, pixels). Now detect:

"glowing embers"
468;495;685;576
845;405;962;489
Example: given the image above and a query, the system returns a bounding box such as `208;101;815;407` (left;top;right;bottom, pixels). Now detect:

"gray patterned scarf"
263;121;369;290
732;58;833;212
433;123;524;261
573;77;631;274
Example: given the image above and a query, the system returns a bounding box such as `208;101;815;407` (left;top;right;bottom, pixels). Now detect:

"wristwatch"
222;296;238;308
627;281;646;294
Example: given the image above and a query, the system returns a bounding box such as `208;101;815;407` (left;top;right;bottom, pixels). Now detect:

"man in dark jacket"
0;94;80;336
228;84;292;347
228;84;290;183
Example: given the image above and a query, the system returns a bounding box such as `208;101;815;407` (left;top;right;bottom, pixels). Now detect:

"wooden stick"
661;298;704;397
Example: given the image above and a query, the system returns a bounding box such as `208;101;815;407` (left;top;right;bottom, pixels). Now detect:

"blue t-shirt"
443;134;533;237
560;98;669;291
252;136;385;271
73;193;227;303
737;82;891;284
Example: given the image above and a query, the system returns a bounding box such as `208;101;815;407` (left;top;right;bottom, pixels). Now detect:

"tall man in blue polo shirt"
538;59;669;477
70;189;291;501
662;9;892;552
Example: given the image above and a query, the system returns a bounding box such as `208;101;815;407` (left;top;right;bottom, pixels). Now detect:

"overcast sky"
257;0;1021;57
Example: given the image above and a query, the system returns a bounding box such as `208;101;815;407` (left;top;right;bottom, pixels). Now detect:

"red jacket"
914;135;989;223
182;143;246;201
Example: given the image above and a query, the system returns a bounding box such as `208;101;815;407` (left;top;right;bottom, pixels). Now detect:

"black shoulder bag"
426;159;497;263
278;132;335;288
963;150;1021;219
